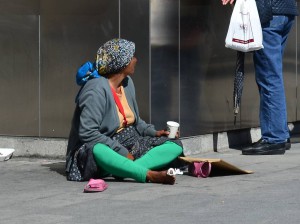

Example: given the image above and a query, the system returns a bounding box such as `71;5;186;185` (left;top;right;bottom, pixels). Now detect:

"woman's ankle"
146;170;175;185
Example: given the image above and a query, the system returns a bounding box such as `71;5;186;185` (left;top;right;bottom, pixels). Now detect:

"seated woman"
66;38;183;185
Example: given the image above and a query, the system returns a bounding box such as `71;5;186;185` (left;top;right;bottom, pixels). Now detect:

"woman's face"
123;56;137;75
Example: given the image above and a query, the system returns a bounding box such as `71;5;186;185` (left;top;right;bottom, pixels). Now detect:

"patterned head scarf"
95;38;135;75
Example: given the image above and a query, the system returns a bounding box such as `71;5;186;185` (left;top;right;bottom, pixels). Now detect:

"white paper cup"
167;121;180;139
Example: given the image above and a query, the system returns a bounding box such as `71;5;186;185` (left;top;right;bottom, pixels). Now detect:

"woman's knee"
165;141;183;155
93;143;111;155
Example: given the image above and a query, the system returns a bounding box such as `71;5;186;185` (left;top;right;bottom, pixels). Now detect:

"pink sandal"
188;161;211;178
84;179;108;193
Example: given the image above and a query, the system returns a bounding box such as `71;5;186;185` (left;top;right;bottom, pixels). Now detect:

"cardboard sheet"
179;156;253;176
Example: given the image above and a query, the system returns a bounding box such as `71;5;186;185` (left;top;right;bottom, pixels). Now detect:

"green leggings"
93;141;183;183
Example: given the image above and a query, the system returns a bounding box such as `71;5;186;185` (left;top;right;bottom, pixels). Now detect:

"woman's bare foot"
146;170;176;185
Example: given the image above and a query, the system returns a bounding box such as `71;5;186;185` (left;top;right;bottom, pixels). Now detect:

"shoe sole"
242;148;286;155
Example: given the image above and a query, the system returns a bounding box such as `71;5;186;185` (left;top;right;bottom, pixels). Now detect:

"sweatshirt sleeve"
78;89;129;157
135;117;157;137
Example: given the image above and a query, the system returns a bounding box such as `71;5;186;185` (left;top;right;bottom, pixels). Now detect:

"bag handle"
110;86;128;127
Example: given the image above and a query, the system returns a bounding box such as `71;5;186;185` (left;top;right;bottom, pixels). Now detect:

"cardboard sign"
179;157;253;176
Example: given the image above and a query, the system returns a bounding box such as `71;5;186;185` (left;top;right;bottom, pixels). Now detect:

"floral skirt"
112;126;182;159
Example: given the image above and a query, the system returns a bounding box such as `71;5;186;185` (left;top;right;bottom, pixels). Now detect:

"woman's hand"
221;0;235;5
155;130;169;137
155;130;179;138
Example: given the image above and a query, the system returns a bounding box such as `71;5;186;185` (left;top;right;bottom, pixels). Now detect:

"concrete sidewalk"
1;143;300;224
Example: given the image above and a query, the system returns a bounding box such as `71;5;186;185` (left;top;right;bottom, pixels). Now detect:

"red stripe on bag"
232;38;254;44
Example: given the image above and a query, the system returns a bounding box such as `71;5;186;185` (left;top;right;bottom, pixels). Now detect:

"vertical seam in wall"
149;0;152;123
38;15;41;137
119;0;120;37
178;0;181;126
296;15;298;120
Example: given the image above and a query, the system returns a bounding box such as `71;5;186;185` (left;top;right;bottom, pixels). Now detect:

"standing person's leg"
134;141;183;170
254;16;294;143
243;16;295;155
93;143;175;184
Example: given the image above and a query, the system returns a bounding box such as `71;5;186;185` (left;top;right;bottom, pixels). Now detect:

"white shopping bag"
225;0;263;52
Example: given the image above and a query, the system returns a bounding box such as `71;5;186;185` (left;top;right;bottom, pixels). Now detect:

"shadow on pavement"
42;162;66;177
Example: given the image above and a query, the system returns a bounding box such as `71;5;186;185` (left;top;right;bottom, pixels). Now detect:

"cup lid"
167;121;180;127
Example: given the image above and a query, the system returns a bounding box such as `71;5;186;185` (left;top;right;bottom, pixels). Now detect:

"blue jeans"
253;15;295;143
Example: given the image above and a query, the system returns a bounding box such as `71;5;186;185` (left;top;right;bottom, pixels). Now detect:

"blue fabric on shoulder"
76;61;100;86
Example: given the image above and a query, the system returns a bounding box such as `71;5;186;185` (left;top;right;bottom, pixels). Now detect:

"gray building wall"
0;0;299;140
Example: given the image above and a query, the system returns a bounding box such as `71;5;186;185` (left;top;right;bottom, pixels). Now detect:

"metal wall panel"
180;0;235;136
296;15;300;120
40;0;119;137
0;15;39;136
0;0;39;14
0;0;299;139
150;0;180;131
283;16;297;123
120;0;150;122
